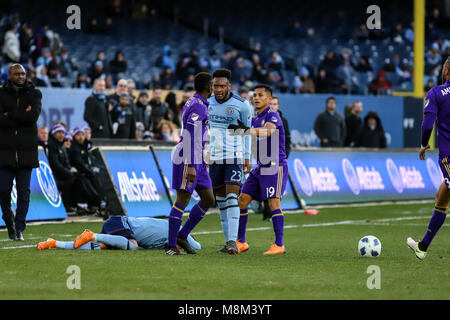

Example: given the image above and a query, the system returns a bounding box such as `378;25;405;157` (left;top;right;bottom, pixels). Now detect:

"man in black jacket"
69;126;104;212
314;96;346;147
0;64;42;240
111;93;136;139
83;78;113;138
47;124;77;212
344;101;363;147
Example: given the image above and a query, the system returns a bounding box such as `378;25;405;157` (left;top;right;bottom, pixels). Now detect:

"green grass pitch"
1;202;449;300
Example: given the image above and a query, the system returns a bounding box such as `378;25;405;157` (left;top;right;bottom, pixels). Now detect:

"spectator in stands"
344;101;363;147
208;50;222;72
159;66;177;89
404;22;414;43
107;0;125;17
35;65;51;87
132;3;150;19
88;60;106;83
90;51;107;72
19;23;37;63
181;74;195;91
135;122;145;140
355;111;386;148
47;55;66;86
36;47;53;68
266;51;284;74
47;124;77;212
2;23;20;62
148;87;170;132
37;126;49;153
73;74;89;88
368;22;388;40
337;58;357;94
426;42;442;74
136;91;151;125
83;126;93;150
313;96;346;147
85;18;102;34
83;78;113;139
156;45;176;72
250;53;267;83
63;132;72;150
352;24;369;41
319;51;340;76
154;119;178;142
426;22;440;42
315;68;333;93
109;50;127;76
286;21;307;38
107;78;128;109
355;56;373;72
69;126;102;212
296;67;315;93
103;17;115;35
390;23;405;43
60;47;78;75
369;70;393;95
111;93;137;139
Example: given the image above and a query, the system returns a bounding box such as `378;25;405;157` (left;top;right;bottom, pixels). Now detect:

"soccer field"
1;201;449;300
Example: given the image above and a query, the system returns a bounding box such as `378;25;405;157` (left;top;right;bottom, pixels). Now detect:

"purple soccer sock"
271;208;284;247
421;206;447;249
238;208;248;243
179;201;207;238
168;203;185;247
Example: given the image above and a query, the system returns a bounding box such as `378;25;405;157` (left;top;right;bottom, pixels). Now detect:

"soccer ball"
358;235;382;257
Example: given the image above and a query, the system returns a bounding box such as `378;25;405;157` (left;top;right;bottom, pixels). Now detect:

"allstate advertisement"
1;149;67;226
289;150;440;204
101;148;173;217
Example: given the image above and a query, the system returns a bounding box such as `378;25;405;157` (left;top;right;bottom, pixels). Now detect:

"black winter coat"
69;140;94;179
83;93;113;138
47;135;72;181
0;80;42;168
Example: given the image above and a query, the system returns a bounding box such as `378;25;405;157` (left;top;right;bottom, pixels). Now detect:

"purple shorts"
241;164;288;202
172;162;212;194
439;156;450;189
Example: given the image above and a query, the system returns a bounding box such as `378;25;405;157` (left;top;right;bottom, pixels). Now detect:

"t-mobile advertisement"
288;150;440;204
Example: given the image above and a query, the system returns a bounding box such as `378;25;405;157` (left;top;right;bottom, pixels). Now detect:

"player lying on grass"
36;216;201;252
408;57;450;260
228;84;289;255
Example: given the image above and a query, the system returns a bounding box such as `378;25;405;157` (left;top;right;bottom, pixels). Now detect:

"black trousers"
0;167;32;233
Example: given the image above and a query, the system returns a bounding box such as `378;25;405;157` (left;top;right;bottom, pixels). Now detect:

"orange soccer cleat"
74;229;95;249
236;241;249;253
37;238;56;250
263;243;286;255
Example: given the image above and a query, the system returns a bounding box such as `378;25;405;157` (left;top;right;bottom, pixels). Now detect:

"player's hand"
419;145;430;160
323;138;328;144
244;158;251;174
187;166;196;183
228;120;250;134
25;105;31;112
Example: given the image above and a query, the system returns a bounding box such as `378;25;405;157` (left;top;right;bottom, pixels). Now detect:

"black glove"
228;119;250;131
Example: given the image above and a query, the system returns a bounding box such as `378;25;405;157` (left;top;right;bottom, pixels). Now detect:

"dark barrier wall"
38;89;422;149
1;148;67;226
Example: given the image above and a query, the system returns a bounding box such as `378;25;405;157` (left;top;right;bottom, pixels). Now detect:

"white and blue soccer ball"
358;235;382;257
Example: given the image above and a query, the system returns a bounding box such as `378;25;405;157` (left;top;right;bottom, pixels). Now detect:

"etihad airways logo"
117;171;161;202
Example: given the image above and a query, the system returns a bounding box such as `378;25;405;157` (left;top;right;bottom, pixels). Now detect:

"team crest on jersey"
191;113;199;121
226;107;234;115
424;99;430;109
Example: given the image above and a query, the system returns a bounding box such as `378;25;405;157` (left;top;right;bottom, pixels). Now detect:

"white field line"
0;215;431;250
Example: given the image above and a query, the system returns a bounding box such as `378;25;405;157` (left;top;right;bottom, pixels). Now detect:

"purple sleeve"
266;112;282;128
184;103;205;166
421;89;438;147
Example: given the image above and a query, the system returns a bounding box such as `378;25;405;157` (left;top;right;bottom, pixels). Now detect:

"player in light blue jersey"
36;216;201;251
206;68;252;254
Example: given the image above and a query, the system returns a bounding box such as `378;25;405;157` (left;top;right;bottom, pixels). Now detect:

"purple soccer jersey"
252;107;287;166
171;93;212;193
422;79;450;188
241;106;289;201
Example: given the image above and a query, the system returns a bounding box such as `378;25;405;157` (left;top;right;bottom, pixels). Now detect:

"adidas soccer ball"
358;235;382;257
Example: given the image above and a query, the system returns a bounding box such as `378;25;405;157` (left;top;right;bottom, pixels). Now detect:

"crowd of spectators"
2;4;449;97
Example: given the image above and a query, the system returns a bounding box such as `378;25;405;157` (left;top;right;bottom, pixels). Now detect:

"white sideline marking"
0;215;431;250
192;215;430;235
